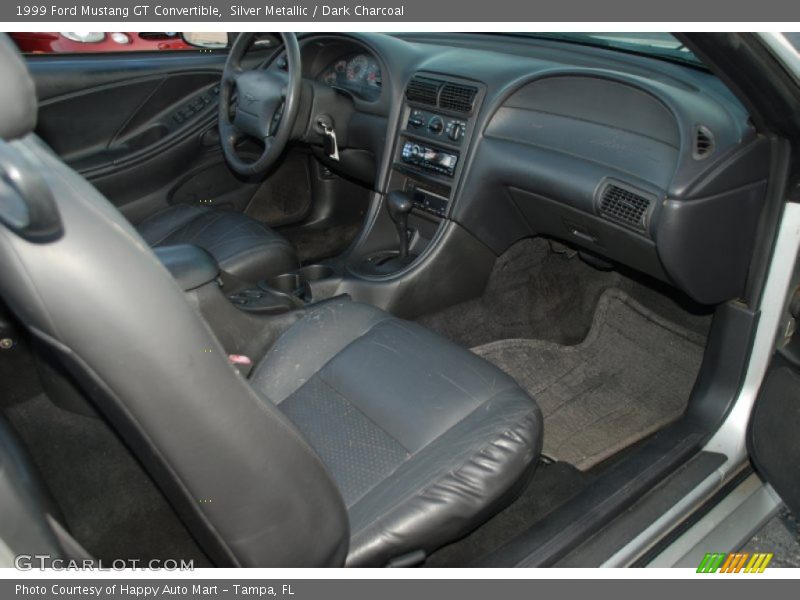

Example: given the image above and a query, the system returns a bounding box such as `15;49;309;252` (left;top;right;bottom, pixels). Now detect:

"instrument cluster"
318;53;382;100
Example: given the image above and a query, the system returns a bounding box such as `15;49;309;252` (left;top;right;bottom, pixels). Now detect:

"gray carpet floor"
473;288;706;470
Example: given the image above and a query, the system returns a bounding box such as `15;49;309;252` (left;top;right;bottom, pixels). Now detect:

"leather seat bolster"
346;389;542;567
253;298;544;566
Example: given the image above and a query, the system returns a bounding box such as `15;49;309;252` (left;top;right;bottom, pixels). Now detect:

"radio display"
401;142;458;177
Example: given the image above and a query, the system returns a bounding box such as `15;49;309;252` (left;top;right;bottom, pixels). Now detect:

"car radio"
401;141;458;177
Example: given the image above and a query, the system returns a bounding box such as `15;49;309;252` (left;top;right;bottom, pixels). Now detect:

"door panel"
23;47;370;252
38;72;221;172
28;52;229;102
38;77;165;165
24;51;256;222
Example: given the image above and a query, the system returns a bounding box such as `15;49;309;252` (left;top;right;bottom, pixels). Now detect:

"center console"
351;73;486;277
154;244;219;291
400;139;459;179
166;73;491;345
392;75;483;218
227;264;337;313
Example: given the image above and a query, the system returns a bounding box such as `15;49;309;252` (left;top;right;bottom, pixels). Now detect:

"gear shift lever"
386;191;413;259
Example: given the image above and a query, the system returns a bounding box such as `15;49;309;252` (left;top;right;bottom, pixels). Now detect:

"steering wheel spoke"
223;70;239;87
262;135;276;152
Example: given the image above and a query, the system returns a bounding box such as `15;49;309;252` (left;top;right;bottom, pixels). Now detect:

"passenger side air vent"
439;83;478;113
597;182;655;233
693;125;715;160
406;76;442;106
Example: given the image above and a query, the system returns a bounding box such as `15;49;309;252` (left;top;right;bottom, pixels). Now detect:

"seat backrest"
0;35;348;567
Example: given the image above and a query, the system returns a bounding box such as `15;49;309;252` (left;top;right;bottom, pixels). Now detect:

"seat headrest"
0;34;37;140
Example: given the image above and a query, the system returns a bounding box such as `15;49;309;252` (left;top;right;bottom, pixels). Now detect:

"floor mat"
472;288;706;470
417;238;713;349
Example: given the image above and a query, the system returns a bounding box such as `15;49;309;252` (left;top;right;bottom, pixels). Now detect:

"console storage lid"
154;244;219;291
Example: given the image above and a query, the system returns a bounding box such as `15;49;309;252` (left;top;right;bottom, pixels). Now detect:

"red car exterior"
10;32;193;53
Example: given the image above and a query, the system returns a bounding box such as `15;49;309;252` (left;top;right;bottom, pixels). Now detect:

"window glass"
9;32;207;54
486;33;704;67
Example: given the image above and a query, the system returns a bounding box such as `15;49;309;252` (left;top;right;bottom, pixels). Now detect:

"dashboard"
291;33;772;306
318;53;382;101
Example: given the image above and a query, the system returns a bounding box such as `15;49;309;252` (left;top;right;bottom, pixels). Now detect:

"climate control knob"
408;110;425;129
428;116;444;135
448;122;465;141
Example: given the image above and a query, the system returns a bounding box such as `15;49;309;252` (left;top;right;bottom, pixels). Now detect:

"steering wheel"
218;33;302;176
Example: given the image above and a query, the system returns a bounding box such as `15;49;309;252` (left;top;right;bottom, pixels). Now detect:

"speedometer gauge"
318;52;381;100
365;63;381;88
346;55;370;81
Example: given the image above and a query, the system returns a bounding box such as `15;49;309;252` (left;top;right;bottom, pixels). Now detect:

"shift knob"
386;191;413;258
387;191;413;221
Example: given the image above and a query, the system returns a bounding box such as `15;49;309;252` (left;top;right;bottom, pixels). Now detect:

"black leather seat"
251;297;542;565
0;36;543;567
136;204;298;282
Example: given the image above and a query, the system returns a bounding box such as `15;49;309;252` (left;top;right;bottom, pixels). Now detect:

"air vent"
598;183;654;232
439;83;478;113
405;76;442;106
693;125;715;160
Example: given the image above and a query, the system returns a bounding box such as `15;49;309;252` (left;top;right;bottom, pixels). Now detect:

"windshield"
508;33;704;67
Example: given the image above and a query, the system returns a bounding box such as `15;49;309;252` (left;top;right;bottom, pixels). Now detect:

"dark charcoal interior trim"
555;451;727;566
679;33;800;308
630;464;754;567
6;31;798;569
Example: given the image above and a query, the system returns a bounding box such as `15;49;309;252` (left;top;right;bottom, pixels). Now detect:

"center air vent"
693;125;715;160
597;182;655;233
439;83;478;113
406;76;442;106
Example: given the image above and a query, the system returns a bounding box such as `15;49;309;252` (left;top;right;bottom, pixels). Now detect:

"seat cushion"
136;205;298;282
251;298;543;566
